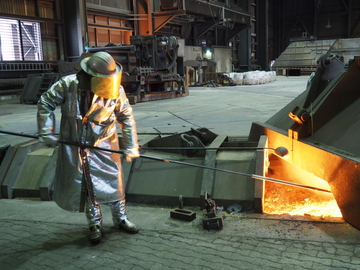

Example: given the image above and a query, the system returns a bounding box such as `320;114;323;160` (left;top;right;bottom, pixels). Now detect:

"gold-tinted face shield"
90;73;122;99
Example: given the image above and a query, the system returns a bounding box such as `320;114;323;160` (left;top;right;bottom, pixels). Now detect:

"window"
0;18;43;61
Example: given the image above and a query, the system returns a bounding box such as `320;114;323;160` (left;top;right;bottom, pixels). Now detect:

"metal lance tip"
273;146;289;158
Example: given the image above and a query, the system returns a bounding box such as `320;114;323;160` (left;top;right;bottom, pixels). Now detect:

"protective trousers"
85;195;127;229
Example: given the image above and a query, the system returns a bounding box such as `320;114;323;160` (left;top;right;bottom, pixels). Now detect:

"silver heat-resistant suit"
37;72;139;230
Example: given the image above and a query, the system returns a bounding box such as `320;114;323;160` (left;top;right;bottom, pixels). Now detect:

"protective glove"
39;134;58;147
124;148;140;163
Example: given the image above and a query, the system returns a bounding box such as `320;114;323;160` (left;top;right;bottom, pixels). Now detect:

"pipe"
0;130;331;193
140;146;289;157
0;130;126;154
138;154;330;193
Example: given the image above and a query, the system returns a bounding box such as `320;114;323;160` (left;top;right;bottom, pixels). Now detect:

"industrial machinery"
272;38;360;76
87;35;187;104
249;53;360;230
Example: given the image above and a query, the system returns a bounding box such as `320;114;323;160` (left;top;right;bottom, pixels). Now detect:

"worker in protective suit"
37;51;140;244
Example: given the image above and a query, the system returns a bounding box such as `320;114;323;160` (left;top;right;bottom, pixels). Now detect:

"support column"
238;29;252;71
257;0;269;71
137;0;153;35
62;0;88;60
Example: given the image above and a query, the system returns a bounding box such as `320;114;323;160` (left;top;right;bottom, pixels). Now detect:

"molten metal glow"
264;197;342;217
263;182;343;218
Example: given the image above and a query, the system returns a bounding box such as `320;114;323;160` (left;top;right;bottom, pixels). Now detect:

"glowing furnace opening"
262;153;342;218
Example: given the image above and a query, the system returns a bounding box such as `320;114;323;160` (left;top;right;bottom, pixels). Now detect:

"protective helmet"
80;51;122;77
80;51;122;99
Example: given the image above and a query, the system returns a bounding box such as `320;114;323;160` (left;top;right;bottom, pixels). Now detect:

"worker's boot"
85;198;103;243
110;199;139;234
89;225;102;244
118;218;140;234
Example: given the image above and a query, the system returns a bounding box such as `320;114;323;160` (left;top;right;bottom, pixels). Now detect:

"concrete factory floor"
1;76;360;269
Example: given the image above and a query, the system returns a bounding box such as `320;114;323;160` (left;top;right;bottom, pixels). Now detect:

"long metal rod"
139;154;331;193
0;130;331;193
140;146;275;150
0;130;125;154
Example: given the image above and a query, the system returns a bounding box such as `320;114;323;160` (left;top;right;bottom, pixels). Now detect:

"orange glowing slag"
263;182;343;218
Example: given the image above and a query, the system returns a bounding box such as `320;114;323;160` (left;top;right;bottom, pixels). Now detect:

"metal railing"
0;61;57;73
0;61;58;97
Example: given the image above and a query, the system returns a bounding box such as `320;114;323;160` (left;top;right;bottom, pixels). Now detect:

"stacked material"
226;71;276;85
